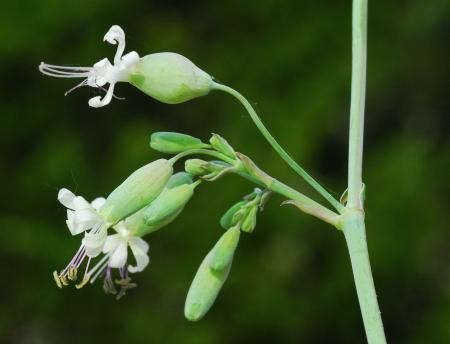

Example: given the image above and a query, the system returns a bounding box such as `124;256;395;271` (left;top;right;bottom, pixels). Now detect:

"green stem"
341;210;386;344
347;0;368;209
213;82;344;214
345;0;386;343
170;149;236;165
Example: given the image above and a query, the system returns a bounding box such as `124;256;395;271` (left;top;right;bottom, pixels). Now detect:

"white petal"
102;234;121;254
72;196;91;210
90;197;106;211
108;240;128;268
58;188;76;209
83;227;107;257
128;237;150;273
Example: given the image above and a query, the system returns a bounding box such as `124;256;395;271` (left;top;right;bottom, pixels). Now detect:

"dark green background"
1;0;449;343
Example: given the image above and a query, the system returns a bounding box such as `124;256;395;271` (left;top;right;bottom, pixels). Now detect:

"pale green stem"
345;0;387;343
341;211;386;344
170;149;236;165
213;82;345;214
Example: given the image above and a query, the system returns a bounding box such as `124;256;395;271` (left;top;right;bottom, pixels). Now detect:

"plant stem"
347;0;367;209
213;82;345;214
341;210;386;344
345;0;386;343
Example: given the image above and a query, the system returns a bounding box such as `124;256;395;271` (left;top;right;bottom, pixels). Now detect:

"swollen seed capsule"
150;132;209;154
127;178;199;237
209;227;240;271
220;201;246;229
99;159;173;224
129;52;213;104
184;251;232;321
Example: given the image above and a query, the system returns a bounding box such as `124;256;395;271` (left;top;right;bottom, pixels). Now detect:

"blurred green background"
1;0;449;343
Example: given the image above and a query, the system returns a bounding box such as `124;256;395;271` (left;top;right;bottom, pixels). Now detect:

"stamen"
39;63;92;78
65;79;89;96
75;276;90;289
53;271;63;288
103;267;117;295
87;255;110;283
68;266;77;281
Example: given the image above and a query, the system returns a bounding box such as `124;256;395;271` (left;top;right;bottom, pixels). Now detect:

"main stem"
345;0;386;343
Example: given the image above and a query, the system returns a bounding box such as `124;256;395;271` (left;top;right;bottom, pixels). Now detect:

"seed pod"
184;251;232;322
209;133;236;159
209;227;240;271
241;206;258;233
220;201;246;229
129;52;213;104
99;159;173;224
150;132;209;154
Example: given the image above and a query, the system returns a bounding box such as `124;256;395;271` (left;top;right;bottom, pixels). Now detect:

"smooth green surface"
0;0;448;343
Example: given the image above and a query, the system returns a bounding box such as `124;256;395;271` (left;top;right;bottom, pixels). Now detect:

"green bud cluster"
185;159;235;181
220;188;271;233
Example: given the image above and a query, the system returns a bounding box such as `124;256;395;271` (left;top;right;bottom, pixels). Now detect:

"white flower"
103;222;150;273
57;188;108;257
39;25;139;108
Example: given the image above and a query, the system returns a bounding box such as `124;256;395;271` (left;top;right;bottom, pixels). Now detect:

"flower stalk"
344;0;387;343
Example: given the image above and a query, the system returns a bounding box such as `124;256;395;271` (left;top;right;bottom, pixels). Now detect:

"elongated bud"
99;159;173;224
209;134;236;159
184;251;232;321
220;201;246;229
241;206;258;233
150;132;209;154
129;52;213;104
126;175;199;236
209;227;240;271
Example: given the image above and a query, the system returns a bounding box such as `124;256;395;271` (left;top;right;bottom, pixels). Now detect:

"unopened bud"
184;251;232;321
241;206;258;233
150;132;209;154
99;159;173;224
184;159;208;176
129;52;213;104
220;201;246;229
209;133;236;159
209;227;240;271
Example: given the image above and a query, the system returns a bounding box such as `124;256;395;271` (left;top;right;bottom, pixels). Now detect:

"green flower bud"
241;206;258;233
220;201;246;229
209;133;236;159
126;176;200;236
150;132;209;154
129;52;213;104
209;227;240;271
184;159;208;176
184;251;232;321
99;159;173;224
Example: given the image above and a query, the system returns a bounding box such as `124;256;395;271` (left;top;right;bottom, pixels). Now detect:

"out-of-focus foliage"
0;0;448;343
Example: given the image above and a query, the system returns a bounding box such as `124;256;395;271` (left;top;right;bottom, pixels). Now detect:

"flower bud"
241;206;258;233
129;52;213;104
209;134;236;159
126;173;199;236
99;159;173;224
150;132;209;154
220;201;246;229
209;227;240;271
184;159;209;176
184;251;232;321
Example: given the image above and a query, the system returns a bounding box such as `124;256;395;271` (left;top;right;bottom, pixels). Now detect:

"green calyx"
150;132;209;154
129;52;213;104
99;159;173;224
126;172;199;237
209;133;237;159
184;226;241;322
